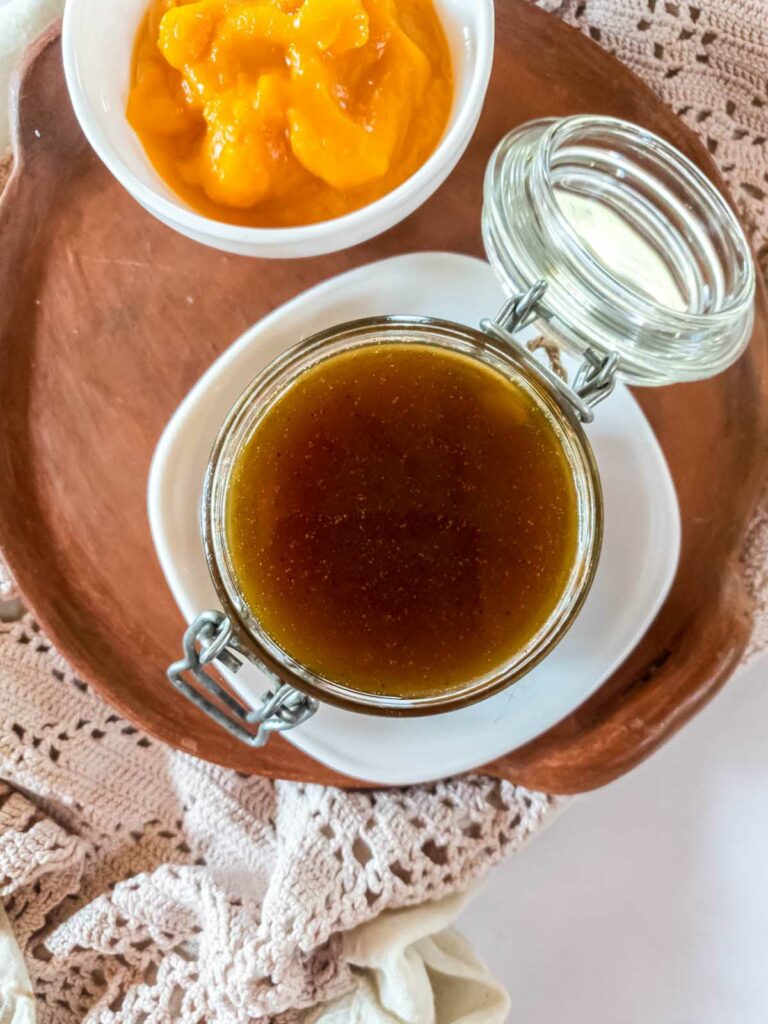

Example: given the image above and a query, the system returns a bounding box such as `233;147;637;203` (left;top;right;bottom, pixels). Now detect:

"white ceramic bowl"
62;0;494;258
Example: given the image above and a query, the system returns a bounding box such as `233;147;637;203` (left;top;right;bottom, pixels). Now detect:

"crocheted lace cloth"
2;1;768;1021
0;614;554;1023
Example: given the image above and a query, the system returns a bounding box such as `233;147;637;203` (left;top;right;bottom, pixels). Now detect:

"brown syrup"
226;343;579;698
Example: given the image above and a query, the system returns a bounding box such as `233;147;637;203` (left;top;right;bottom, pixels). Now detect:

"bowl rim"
61;0;495;245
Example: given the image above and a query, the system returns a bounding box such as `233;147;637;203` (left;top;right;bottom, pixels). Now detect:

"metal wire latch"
168;610;318;747
480;279;619;422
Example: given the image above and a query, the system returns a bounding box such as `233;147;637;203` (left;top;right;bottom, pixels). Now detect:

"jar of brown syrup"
169;116;755;748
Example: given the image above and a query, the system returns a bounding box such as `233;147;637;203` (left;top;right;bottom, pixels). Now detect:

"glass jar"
168;115;755;749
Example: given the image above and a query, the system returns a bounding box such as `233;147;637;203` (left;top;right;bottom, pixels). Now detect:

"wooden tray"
1;6;766;793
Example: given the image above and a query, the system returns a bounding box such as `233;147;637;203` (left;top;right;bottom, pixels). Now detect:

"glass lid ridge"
481;114;756;387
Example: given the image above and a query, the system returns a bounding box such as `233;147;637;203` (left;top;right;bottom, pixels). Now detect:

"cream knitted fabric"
2;1;768;1022
0;616;554;1023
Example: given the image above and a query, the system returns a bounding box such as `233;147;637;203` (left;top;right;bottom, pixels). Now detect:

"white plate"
148;252;681;785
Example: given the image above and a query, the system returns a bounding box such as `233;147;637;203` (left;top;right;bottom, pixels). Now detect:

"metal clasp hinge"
480;280;619;423
167;610;318;748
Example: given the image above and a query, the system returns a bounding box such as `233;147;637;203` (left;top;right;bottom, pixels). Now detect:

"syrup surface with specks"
226;344;579;697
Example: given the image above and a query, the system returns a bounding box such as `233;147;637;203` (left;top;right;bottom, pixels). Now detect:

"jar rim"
202;316;603;716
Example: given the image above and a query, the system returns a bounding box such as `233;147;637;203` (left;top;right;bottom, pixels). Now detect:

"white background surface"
459;653;768;1023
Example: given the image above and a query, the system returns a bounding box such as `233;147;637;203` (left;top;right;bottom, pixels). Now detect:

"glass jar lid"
482;115;756;386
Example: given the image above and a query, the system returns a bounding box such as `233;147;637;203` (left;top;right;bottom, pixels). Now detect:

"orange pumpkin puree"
127;0;453;227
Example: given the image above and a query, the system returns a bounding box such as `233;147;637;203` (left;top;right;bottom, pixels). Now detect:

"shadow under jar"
169;115;755;748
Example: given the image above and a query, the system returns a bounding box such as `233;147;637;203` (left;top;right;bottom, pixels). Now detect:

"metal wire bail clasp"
168;611;318;748
480;280;619;423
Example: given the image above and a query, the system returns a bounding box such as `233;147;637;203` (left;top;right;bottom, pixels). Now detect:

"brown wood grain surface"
0;4;766;792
